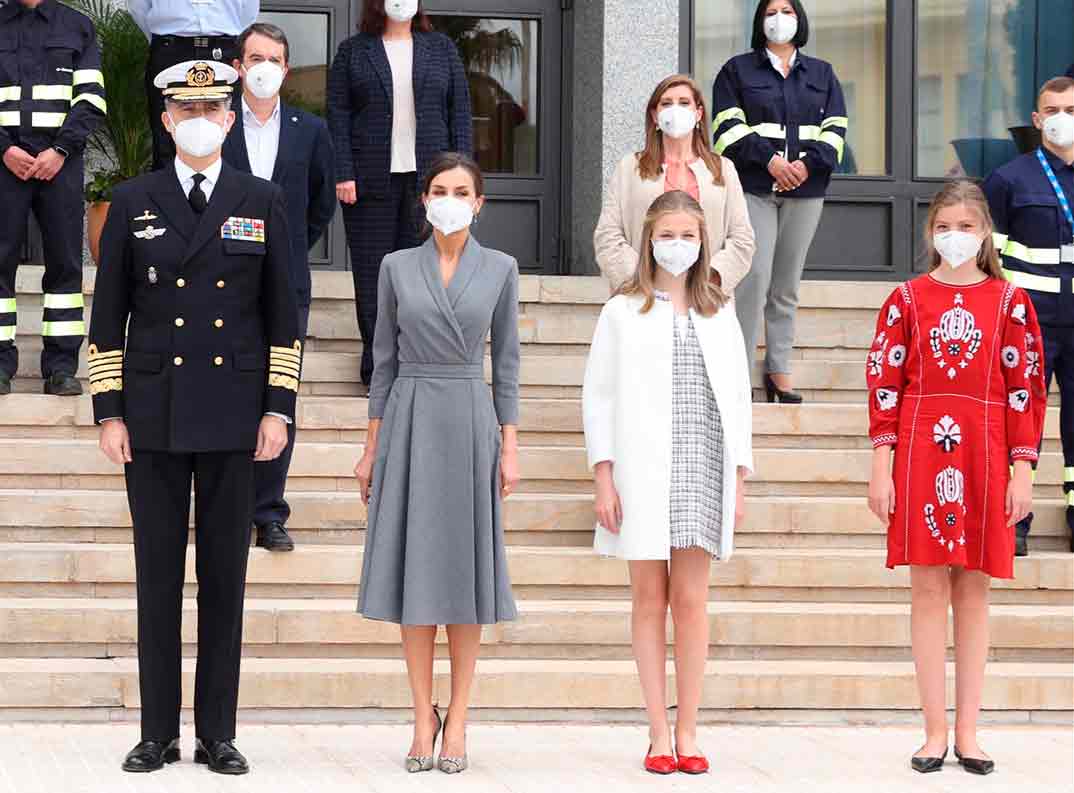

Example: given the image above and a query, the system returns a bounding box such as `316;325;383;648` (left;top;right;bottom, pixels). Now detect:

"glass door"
426;0;563;274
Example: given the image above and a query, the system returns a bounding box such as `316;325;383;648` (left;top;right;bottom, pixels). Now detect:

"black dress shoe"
256;521;295;551
43;373;82;396
0;372;10;395
954;747;994;775
763;373;804;404
195;738;249;775
910;747;947;773
122;738;180;772
1015;534;1028;557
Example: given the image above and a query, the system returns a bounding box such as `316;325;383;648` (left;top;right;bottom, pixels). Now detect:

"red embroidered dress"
866;275;1047;579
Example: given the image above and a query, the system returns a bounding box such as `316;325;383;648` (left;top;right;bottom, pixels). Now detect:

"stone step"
1;598;1068;653
2;491;1071;548
0;544;1067;597
2;440;1073;488
0;656;1066;710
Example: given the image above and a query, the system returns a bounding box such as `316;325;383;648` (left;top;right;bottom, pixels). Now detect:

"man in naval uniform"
88;60;301;775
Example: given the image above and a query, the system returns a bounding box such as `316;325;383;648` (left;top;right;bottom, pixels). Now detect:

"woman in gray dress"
354;153;520;774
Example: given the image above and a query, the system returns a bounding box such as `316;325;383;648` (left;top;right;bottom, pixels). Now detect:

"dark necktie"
189;173;208;214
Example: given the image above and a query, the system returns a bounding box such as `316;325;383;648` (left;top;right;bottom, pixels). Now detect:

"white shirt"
174;155;223;202
766;47;797;78
384;38;417;174
241;97;282;181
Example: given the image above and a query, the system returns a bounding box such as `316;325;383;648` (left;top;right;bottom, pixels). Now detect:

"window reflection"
258;11;330;118
431;16;539;175
693;0;887;176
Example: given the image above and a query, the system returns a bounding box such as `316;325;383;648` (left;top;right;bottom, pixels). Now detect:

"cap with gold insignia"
153;60;239;102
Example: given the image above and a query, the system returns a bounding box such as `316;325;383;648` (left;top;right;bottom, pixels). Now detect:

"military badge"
134;225;167;240
148;266;158;284
134;210;158;222
221;217;266;243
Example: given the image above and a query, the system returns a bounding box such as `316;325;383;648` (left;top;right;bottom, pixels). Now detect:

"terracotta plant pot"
87;201;111;265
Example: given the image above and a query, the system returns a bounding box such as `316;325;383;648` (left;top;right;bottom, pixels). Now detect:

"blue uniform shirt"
126;0;259;38
983;147;1074;327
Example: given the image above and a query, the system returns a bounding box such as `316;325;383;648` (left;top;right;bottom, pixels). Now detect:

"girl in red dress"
866;181;1046;775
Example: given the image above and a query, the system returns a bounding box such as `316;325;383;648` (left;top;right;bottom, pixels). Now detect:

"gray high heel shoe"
405;706;442;773
437;714;468;774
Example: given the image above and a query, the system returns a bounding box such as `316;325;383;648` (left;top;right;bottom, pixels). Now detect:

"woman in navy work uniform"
712;0;847;404
327;0;472;390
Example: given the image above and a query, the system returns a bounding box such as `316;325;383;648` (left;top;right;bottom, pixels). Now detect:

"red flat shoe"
644;745;677;775
677;753;710;774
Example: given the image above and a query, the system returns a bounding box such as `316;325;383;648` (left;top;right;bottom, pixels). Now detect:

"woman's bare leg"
401;625;439;757
668;547;712;757
442;623;482;758
629;560;672;755
910;566;951;757
950;566;992;759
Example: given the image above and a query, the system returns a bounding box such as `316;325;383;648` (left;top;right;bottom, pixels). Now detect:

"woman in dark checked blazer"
328;0;473;389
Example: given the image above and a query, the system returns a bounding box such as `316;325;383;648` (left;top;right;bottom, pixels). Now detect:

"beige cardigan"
593;153;755;291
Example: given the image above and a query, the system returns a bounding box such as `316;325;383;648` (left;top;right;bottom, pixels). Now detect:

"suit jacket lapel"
182;162;248;266
223;111;253;175
271;104;298;183
412;32;430;107
368;37;393;101
446;236;481;308
146;167;197;244
418;238;466;351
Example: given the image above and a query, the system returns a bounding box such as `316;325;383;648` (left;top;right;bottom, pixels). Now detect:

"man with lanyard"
983;76;1074;556
0;0;106;396
127;0;259;170
223;22;336;552
89;59;300;774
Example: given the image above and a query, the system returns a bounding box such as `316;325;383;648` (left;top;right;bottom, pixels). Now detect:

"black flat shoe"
122;738;180;772
910;747;947;773
195;738;249;775
763;373;803;404
955;747;994;775
255;521;295;552
43;373;82;396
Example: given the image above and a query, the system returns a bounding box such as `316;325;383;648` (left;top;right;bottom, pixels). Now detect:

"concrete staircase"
0;267;1070;721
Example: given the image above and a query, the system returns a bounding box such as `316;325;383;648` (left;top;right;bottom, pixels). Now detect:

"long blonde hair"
637;75;724;186
617;191;728;316
924;180;1004;279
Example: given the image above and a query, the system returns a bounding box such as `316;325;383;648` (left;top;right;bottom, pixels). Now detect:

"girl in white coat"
583;190;754;774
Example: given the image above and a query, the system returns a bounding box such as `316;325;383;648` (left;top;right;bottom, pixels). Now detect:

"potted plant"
63;0;151;263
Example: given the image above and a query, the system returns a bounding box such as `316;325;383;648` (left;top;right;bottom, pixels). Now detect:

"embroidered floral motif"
1025;349;1040;380
886;304;902;327
888;344;906;368
932;415;961;452
1011;303;1026;325
867;349;885;378
876;388;898;412
923;467;967;553
928;297;983;380
1001;345;1020;368
1008;389;1029;413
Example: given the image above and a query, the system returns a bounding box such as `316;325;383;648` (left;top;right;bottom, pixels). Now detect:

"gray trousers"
734;192;825;378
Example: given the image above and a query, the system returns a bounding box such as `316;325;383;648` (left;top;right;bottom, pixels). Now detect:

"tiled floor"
0;723;1070;793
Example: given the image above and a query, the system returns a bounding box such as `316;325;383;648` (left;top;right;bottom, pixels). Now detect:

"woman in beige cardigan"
594;74;755;293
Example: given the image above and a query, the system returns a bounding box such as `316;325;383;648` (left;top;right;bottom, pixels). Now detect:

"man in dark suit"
89;60;301;776
223;22;335;552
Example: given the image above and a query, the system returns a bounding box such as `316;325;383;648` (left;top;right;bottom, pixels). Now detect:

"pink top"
663;159;699;201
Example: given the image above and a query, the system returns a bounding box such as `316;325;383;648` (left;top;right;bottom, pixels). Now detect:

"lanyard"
1037;147;1074;237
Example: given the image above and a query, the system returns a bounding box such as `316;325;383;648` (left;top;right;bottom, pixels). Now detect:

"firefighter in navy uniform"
88;60;301;775
0;0;106;395
983;76;1074;556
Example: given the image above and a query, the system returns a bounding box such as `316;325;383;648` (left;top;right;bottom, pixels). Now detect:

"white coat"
582;293;754;561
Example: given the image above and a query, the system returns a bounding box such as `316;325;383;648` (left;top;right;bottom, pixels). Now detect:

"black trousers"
253;302;311;527
1017;322;1074;540
146;35;240;171
342;172;423;384
0;154;84;378
126;449;254;741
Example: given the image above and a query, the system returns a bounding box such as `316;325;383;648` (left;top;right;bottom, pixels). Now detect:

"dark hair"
238;23;290;64
1038;76;1074;108
421;152;484;197
750;0;810;51
360;0;434;35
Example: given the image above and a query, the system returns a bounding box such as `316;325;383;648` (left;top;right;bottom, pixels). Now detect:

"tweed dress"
664;297;725;557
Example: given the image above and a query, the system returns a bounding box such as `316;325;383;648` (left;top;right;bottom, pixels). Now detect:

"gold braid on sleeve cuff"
87;343;124;395
268;341;302;393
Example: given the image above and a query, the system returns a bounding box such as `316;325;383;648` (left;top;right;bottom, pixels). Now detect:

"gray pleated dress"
358;236;520;625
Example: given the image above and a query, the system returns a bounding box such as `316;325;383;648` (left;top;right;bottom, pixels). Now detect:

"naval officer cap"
153;60;239;102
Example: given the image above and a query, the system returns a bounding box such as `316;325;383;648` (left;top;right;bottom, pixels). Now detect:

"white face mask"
764;11;798;45
244;61;285;100
426;196;475;236
933;230;983;269
385;0;419;22
1043;111;1074;149
168;113;227;158
652;239;701;277
657;105;698;140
